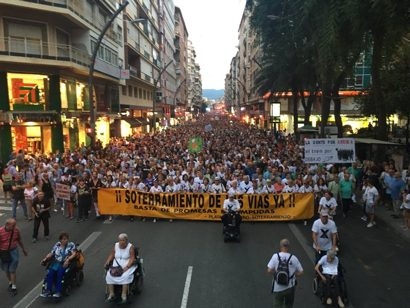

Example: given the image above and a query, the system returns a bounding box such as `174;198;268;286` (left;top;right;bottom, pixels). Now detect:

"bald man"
0;218;28;295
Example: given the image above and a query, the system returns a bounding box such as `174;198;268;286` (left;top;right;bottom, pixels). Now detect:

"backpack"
274;253;293;286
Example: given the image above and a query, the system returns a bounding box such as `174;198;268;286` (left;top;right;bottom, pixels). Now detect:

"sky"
174;0;247;90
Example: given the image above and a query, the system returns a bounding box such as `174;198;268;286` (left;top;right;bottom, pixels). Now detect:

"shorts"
0;248;19;273
3;184;12;192
366;203;375;214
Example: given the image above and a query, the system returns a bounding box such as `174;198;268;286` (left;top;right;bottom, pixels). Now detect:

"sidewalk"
372;203;410;242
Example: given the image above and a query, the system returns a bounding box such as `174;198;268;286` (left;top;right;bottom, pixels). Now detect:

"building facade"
0;0;201;163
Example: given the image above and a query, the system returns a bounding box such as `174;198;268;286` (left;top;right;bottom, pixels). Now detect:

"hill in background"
202;89;224;101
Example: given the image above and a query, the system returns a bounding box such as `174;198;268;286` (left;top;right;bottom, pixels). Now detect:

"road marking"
180;266;193;308
288;223;315;265
13;231;102;308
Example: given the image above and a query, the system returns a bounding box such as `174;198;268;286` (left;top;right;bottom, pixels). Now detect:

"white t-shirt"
223;198;240;212
267;252;303;292
312;218;338;251
317;255;339;275
363;186;379;205
319;197;338;216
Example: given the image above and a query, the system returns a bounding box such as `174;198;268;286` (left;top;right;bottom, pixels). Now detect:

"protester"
32;191;51;242
0;218;28;295
267;238;303;308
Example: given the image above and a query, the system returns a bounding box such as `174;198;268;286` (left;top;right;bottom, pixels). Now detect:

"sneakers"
40;291;51;298
119;297;127;305
52;292;62;298
326;298;332;305
153;218;157;223
105;295;115;303
367;222;375;228
360;215;367;221
53;209;58;213
10;287;17;296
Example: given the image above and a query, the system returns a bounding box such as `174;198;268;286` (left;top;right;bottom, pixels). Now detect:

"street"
0;204;409;308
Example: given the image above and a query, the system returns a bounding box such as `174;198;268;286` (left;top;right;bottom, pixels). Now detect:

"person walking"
32;191;51;243
0;218;28;296
267;238;304;308
11;173;28;220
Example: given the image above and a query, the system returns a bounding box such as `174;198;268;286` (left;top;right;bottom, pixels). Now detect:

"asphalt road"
0;204;409;308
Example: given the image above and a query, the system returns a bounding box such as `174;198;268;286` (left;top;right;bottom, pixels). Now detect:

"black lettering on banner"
116;190;122;203
247;195;270;209
273;194;285;208
288;194;296;208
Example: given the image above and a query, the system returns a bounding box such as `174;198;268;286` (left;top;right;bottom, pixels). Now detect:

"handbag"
0;228;14;263
109;257;124;277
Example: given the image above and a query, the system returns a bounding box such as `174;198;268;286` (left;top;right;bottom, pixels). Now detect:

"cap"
215;176;220;180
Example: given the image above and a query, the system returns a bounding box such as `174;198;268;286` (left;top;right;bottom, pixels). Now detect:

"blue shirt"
51;241;77;263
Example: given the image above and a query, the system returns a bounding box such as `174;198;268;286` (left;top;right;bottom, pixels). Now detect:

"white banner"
304;138;355;163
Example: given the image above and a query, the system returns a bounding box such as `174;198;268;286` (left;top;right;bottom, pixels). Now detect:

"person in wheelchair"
315;250;345;308
221;193;242;229
104;233;137;304
40;232;78;298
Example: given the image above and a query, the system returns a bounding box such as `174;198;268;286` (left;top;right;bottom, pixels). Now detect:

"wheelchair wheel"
131;274;144;295
64;284;72;296
312;277;319;295
76;270;84;286
340;278;349;306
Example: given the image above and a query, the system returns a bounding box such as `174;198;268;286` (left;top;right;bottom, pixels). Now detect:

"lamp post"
89;0;129;148
152;60;173;132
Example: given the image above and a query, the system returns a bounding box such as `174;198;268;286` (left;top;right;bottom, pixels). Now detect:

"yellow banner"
98;189;314;221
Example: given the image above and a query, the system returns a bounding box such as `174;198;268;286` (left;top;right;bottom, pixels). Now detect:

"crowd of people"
1;114;409;229
1;114;410;306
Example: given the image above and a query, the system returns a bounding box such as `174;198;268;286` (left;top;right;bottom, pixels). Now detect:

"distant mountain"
202;89;224;101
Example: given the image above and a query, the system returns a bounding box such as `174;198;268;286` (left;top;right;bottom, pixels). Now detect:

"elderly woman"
315;250;345;308
104;233;137;304
40;232;77;298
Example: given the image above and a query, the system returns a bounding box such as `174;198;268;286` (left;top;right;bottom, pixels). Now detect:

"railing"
21;0;118;42
0;37;90;67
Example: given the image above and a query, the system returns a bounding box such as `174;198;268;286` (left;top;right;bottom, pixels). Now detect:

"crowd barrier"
98;189;314;222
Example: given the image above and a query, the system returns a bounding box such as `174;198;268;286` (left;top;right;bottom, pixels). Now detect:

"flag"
188;136;203;153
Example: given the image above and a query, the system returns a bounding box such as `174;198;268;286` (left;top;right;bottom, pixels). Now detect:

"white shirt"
319;197;338;216
317;255;339;276
267;252;303;292
312;218;338;251
363;186;379;205
223;198;240;212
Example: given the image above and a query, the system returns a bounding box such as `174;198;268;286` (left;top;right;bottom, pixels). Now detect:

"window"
122;86;126;95
143;90;147;99
128;85;132;96
134;87;138;97
139;88;142;99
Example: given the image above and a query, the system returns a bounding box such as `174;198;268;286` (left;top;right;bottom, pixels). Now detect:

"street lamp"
89;0;129;148
270;101;281;132
152;60;173;132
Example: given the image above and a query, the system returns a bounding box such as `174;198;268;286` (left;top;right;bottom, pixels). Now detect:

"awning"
354;138;402;145
124;118;143;128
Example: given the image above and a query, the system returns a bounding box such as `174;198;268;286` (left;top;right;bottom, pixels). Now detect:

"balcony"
0;37;90;67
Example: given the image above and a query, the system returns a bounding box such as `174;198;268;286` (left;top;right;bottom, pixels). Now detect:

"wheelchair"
41;249;85;299
105;247;145;304
221;210;241;242
312;262;349;307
